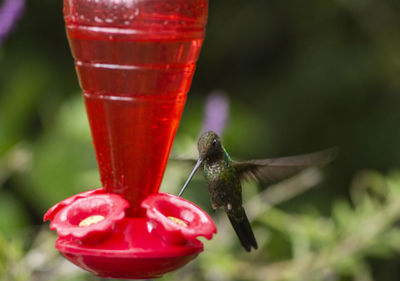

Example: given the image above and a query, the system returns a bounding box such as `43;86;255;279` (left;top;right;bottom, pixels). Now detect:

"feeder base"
55;218;203;279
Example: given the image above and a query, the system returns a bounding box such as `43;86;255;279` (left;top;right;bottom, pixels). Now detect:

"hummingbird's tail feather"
228;209;258;252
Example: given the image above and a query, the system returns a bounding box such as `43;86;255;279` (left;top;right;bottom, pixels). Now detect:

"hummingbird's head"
177;131;223;197
197;131;222;161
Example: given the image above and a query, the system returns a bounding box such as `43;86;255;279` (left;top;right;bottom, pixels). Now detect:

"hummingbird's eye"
212;139;217;146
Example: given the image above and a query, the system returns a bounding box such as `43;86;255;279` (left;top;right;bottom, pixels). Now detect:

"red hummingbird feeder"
43;0;216;278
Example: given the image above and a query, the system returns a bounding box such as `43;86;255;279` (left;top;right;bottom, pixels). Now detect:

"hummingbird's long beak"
178;158;203;197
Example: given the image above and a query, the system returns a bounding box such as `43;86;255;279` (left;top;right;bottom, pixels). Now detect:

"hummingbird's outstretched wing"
234;147;339;184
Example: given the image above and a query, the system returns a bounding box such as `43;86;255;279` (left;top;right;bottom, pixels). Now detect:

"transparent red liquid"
64;0;207;216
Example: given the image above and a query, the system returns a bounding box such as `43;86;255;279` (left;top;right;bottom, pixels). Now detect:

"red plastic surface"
45;192;216;279
143;193;216;244
64;0;208;217
56;218;203;279
46;190;129;244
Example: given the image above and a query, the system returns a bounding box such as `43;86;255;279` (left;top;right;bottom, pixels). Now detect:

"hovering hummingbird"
178;131;338;252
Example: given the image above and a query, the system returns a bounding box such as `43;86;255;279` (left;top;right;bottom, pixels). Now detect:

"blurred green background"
1;0;400;280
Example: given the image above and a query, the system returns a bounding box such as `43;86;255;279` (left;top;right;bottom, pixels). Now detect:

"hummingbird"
178;131;338;252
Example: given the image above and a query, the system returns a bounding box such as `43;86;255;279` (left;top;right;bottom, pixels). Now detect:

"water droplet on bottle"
94;16;103;23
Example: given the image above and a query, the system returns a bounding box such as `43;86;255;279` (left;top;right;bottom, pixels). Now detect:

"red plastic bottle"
44;2;215;278
64;0;208;216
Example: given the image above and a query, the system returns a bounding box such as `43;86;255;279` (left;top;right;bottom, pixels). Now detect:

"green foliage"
162;170;400;281
0;235;28;281
0;59;48;155
0;190;30;238
21;96;99;213
4;169;400;281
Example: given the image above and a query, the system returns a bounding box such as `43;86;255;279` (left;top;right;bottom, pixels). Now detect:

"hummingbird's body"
202;146;258;251
178;131;338;252
202;145;258;251
203;147;236;211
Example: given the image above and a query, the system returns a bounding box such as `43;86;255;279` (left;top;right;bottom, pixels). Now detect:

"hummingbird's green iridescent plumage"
178;131;338;252
199;132;257;251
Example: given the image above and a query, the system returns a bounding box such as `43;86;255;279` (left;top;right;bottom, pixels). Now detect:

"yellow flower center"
167;216;188;227
79;215;105;227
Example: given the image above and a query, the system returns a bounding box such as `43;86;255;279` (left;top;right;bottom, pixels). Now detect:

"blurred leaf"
0;59;48;155
0;190;30;238
332;200;354;234
0;234;29;281
15;95;99;214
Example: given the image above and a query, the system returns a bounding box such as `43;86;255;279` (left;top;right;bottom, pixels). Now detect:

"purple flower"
201;90;230;136
0;0;25;44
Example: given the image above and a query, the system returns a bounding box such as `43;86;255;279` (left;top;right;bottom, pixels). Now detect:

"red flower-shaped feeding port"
44;190;216;279
143;192;216;244
44;189;129;244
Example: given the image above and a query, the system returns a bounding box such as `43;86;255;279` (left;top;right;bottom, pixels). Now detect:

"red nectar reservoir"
64;0;208;216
